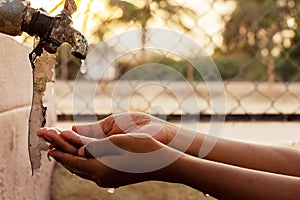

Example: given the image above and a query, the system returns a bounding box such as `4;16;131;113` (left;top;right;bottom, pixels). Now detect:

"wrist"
167;125;203;157
155;153;188;184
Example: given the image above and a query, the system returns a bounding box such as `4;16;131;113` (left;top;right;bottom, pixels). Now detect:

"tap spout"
69;28;89;60
44;12;88;59
0;0;88;59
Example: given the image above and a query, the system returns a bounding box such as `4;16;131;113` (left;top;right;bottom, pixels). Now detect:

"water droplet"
106;188;115;194
205;193;210;197
80;61;87;74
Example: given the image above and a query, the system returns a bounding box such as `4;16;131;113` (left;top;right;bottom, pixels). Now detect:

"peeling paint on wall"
28;51;56;175
0;33;53;200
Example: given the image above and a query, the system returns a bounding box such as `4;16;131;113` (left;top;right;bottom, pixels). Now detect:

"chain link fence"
55;0;300;121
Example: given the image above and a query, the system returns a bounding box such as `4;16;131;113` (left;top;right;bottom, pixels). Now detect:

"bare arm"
177;128;300;177
71;112;300;177
38;128;300;200
170;153;300;200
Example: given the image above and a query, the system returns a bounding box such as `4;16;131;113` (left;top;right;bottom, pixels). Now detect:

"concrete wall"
0;33;54;200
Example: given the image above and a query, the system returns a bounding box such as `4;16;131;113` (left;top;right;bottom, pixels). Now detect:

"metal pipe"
0;0;28;36
0;0;88;59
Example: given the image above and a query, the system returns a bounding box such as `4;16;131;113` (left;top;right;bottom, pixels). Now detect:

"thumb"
72;122;105;138
78;134;162;158
78;138;123;158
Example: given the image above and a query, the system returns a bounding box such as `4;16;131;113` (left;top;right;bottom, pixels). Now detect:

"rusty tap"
21;1;88;59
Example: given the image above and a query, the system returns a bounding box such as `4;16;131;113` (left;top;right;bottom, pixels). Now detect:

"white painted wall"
0;33;54;200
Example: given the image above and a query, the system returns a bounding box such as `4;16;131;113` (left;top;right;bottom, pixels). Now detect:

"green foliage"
118;53;202;81
220;0;300;82
223;0;292;52
213;49;267;81
274;11;300;81
53;0;300;82
275;45;300;81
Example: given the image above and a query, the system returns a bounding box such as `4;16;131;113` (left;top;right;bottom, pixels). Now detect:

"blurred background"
20;0;300;120
14;0;300;199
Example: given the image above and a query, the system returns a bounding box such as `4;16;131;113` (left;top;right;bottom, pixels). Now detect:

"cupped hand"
72;112;179;145
37;128;182;188
37;127;96;154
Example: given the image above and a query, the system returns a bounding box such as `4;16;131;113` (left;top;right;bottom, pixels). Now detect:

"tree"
93;0;196;44
220;0;300;82
93;0;198;81
49;0;198;80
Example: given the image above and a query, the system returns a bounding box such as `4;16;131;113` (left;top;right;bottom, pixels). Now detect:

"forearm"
205;136;300;177
170;127;300;177
169;154;300;200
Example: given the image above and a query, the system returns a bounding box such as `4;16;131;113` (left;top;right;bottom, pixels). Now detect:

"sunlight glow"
27;0;236;54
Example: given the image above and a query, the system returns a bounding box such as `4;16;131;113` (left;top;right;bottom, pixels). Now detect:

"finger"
49;144;54;149
72;122;106;138
37;128;52;143
37;127;62;135
49;149;94;175
72;115;127;138
78;137;123;158
105;113;150;136
37;128;78;154
78;134;160;158
60;163;94;181
59;130;96;148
